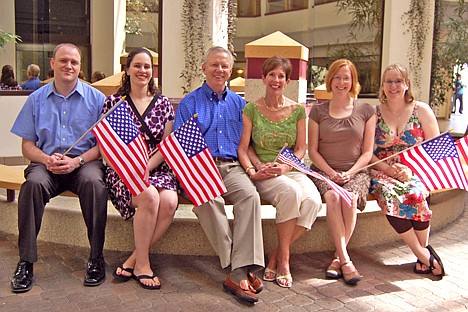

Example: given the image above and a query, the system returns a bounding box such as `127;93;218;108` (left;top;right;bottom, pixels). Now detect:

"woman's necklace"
263;96;285;112
386;104;406;120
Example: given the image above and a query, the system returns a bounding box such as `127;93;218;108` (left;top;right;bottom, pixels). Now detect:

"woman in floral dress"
102;48;178;289
370;63;444;278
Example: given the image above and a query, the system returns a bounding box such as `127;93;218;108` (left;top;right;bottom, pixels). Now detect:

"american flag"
276;146;354;207
158;116;226;206
400;133;468;191
455;135;468;167
92;102;149;196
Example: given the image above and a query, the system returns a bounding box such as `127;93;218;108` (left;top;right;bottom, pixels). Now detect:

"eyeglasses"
332;76;351;83
384;79;404;86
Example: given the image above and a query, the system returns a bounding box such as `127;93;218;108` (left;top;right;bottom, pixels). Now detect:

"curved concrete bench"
1;164;465;255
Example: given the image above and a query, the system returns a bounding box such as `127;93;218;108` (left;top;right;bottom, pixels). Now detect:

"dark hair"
261;56;292;81
116;48;159;96
1;65;18;86
91;71;106;83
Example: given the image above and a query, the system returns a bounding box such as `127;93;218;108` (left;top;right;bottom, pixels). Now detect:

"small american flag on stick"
401;133;468;191
158;115;226;206
276;146;354;207
92;101;149;196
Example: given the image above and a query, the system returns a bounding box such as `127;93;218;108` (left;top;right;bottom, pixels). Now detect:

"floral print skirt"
370;169;431;222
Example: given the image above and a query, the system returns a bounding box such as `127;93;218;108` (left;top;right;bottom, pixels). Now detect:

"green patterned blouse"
243;101;306;163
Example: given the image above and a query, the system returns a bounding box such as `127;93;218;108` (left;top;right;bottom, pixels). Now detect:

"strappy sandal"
326;257;342;279
263;268;277;282
413;259;431;274
426;245;445;278
341;260;362;285
276;273;293;288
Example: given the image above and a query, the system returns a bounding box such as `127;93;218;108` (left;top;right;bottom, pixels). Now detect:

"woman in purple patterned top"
100;48;178;290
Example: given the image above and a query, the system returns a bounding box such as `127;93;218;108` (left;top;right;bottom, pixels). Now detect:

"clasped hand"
46;153;78;175
385;163;412;182
250;162;287;181
330;171;352;186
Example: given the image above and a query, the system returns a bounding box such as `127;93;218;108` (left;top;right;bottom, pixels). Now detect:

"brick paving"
1;194;467;311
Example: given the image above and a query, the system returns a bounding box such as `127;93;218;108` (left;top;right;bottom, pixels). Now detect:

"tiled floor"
1;194;467;311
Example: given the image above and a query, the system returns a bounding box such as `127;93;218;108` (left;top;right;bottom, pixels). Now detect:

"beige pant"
253;171;322;229
193;161;264;271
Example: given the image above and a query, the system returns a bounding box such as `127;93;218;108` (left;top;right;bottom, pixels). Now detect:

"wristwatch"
78;156;85;167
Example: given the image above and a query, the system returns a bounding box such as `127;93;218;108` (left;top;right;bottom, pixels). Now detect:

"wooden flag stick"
348;129;453;175
62;96;127;157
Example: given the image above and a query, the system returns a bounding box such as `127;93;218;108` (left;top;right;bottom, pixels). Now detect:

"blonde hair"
379;63;415;104
325;59;361;98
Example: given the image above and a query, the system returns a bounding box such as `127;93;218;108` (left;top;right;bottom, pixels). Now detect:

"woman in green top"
238;56;322;288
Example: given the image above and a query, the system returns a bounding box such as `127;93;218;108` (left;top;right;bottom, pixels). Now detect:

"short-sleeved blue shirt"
174;82;245;159
11;79;105;157
21;77;41;91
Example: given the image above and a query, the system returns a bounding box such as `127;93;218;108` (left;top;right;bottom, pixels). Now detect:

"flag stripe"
160;136;212;204
91;102;149;197
94;122;148;195
158;117;226;206
276;147;354;207
456;136;468;166
400;133;468;192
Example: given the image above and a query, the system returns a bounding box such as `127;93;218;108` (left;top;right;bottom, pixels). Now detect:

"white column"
0;0;17;70
210;0;228;48
161;0;185;98
90;0;126;76
381;0;435;103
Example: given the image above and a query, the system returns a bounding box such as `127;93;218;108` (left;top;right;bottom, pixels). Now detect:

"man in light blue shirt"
10;43;108;293
174;46;264;304
20;64;41;91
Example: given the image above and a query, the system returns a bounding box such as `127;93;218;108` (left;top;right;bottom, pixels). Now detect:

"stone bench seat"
1;164;465;256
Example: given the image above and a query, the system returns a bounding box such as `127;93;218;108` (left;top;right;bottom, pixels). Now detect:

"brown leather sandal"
326;257;342;279
341;260;362;285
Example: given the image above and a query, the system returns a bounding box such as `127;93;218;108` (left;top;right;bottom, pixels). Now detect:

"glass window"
267;0;308;14
313;0;338;5
15;0;91;81
238;0;261;17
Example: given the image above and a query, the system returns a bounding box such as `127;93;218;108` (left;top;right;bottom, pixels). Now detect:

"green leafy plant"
0;28;21;50
402;0;431;93
180;0;208;95
179;0;237;94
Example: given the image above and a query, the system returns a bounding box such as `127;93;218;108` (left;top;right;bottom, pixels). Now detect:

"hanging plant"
402;0;430;94
224;0;238;56
180;0;208;95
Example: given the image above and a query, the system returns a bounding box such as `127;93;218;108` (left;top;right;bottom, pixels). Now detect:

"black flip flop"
426;245;445;277
133;273;161;290
112;266;134;282
413;259;431;274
